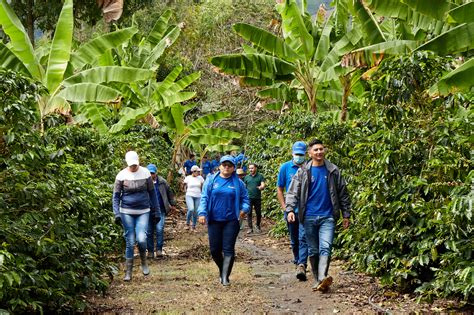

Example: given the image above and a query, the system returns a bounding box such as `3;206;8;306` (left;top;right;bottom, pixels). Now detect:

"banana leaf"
416;23;474;55
429;58;474;96
109;106;151;134
142;26;180;68
0;42;29;74
147;9;172;45
401;0;451;21
63;66;154;85
188;112;231;129
352;0;386;45
447;2;474;24
192;128;241;139
57;83;121;102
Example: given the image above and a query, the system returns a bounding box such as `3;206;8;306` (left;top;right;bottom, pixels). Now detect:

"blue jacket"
197;172;250;220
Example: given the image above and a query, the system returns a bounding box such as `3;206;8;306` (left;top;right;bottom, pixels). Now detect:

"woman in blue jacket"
197;155;250;286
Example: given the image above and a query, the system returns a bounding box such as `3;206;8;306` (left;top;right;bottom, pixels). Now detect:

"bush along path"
86;209;469;313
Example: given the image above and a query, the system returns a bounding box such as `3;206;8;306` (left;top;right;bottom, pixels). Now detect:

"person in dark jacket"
286;139;351;292
197;155;250;286
146;164;177;258
113;151;159;281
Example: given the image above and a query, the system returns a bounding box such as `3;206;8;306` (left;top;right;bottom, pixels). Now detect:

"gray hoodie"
285;159;351;223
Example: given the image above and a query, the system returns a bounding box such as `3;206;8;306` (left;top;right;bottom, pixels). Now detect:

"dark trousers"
208;220;240;257
247;198;262;229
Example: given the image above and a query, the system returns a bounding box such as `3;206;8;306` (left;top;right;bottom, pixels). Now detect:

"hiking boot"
155;249;163;258
255;226;262;233
124;258;133;281
140;252;150;276
296;264;307;281
147;252;154;259
246;229;253;235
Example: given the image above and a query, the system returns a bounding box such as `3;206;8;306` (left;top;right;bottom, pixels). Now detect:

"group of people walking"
112;138;351;293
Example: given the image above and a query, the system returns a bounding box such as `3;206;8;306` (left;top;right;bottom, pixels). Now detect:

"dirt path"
87;214;467;314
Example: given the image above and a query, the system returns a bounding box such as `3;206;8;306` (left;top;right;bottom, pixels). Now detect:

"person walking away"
277;141;309;281
113;151;159;281
286;139;351;292
183;154;197;176
184;165;204;231
201;155;212;179
197;155;250;286
236;168;246;230
146;164;177;258
244;163;265;234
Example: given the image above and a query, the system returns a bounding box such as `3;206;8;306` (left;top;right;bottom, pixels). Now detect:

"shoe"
184;225;190;230
124;258;133;281
316;256;332;292
316;276;333;292
309;256;319;291
192;226;197;232
246;229;253;235
147;252;154;259
155;249;163;258
221;255;235;286
296;264;307;281
140;252;150;276
255;226;262;233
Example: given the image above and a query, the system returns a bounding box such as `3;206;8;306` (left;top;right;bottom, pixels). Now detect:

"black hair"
308;139;323;148
248;163;258;168
189;153;195;158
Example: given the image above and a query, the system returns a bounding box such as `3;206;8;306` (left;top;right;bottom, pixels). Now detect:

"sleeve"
197;176;211;218
184;176;188;184
112;178;123;218
285;168;302;213
240;180;250;213
165;181;177;206
336;170;352;218
147;176;160;216
276;164;286;188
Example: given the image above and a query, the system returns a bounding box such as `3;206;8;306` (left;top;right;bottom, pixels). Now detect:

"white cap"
125;151;139;166
191;165;201;172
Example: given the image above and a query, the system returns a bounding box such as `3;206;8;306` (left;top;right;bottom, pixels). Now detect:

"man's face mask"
293;154;305;165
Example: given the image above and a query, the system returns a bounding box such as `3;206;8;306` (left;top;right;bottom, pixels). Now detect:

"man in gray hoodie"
285;139;351;292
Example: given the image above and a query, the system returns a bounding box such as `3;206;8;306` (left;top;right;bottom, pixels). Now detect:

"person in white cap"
112;151;159;281
183;164;204;231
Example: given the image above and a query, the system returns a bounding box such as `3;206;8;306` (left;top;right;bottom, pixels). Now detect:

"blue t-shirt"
183;159;197;175
209;176;237;221
201;160;212;176
305;165;333;218
277;160;301;213
211;159;219;172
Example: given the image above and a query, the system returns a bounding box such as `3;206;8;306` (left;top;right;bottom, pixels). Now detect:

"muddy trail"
87;212;468;314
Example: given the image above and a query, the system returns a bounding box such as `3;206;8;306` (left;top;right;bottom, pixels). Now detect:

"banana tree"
160;103;241;182
0;0;154;132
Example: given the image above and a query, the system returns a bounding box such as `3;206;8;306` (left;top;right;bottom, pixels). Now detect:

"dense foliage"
0;70;172;312
245;53;472;301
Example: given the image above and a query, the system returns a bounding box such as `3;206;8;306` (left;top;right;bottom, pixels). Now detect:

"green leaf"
447;2;474;24
416;23;474;55
147;10;173;45
57;83;120;102
187;134;233;145
365;0;408;20
78;103;109;134
314;13;334;61
232;23;301;62
45;0;73;92
206;144;241;152
170;103;185;135
0;0;41;79
192;128;240;139
69;27;138;70
157;65;183;94
210;53;296;79
188;112;231;129
264;102;284;111
169;72;201;93
276;0;314;59
429;58;474;96
142;26;180;68
63;66;154;86
109;107;151;134
401;0;451;21
352;0;386;45
321;28;363;71
0;42;29;74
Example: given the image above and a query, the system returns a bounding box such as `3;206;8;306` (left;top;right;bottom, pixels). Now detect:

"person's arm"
277;186;286;211
258;177;266;190
147;176;160;217
239;179;250;218
197;177;211;223
285;169;303;222
112;178;123;218
164;180;177;208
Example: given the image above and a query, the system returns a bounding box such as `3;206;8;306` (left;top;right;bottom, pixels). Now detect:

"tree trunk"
340;74;351;122
25;0;35;46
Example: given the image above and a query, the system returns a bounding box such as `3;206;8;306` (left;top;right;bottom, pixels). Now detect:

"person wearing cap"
277;141;309;281
113;151;160;281
197;155;250;286
236;168;246;180
146;164;177;258
183;154;197;176
244;163;266;234
286;139;351;293
184;165;205;231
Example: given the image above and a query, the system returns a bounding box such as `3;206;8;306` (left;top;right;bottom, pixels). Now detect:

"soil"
86;211;472;314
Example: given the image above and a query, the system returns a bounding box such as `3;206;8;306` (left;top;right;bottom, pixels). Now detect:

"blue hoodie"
197;172;250;221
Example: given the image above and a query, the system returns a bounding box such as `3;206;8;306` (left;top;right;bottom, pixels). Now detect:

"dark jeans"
247;198;262;229
284;212;308;266
208;220;240;257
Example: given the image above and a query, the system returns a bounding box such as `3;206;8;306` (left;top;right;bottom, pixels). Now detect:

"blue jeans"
186;195;200;227
147;212;166;253
208;220;240;257
284;212;308;266
303;216;335;257
121;212;149;259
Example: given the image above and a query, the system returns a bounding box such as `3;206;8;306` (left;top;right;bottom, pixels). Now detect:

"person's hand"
239;211;246;219
343;218;350;229
198;216;206;225
287;212;295;223
114;216;122;226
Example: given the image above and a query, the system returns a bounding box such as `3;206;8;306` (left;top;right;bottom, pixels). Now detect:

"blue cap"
292;141;307;155
146;163;157;173
220;155;236;166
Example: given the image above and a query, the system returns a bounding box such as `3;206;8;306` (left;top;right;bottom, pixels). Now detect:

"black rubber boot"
316;255;333;292
140;252;150;276
211;253;224;283
124;258;133;281
221;255;235;286
309;256;319;290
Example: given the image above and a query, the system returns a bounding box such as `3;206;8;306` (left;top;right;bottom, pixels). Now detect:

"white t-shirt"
184;175;205;198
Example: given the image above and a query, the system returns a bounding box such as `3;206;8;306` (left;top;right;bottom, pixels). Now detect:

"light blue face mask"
293;155;305;165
